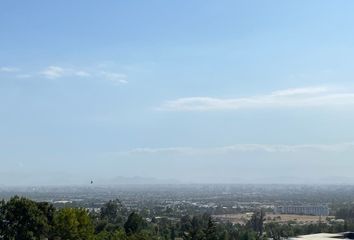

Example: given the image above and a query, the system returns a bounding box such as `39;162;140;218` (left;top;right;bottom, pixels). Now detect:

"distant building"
275;205;329;216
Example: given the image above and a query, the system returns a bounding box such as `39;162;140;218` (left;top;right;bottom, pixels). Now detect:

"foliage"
124;212;146;235
205;216;218;240
247;210;265;239
0;196;51;240
53;208;95;240
100;199;127;225
0;196;351;240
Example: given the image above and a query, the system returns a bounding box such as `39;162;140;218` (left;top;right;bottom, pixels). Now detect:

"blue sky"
1;0;354;185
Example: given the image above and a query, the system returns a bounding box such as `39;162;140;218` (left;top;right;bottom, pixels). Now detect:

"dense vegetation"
0;196;353;240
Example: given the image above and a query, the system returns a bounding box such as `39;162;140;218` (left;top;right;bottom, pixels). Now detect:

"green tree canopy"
124;212;146;236
54;208;95;240
0;196;52;240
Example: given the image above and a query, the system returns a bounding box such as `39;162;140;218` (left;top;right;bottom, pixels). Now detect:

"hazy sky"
1;0;354;185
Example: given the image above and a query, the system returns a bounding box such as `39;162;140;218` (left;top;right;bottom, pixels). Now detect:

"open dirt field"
213;213;334;225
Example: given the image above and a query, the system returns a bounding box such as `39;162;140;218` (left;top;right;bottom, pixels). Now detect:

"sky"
1;0;354;185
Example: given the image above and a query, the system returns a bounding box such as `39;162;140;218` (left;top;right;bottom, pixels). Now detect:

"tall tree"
248;210;265;240
0;196;51;240
54;208;95;240
124;212;146;236
100;199;127;225
205;216;218;240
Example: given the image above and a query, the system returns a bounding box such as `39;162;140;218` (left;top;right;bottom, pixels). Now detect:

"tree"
179;214;211;240
54;208;95;240
0;196;51;240
205;216;218;240
248;210;265;240
37;201;56;238
100;199;127;225
95;229;127;240
265;222;284;240
170;226;176;240
124;212;146;236
0;199;7;238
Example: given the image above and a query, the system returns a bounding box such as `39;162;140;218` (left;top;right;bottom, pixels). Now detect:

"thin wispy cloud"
114;142;354;157
40;66;66;79
0;66;20;72
16;74;32;79
100;71;128;84
39;66;91;79
159;86;354;111
271;87;329;96
37;66;127;84
74;70;91;77
1;64;128;85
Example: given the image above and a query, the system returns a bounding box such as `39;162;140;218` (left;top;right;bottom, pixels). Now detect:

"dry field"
213;213;334;225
